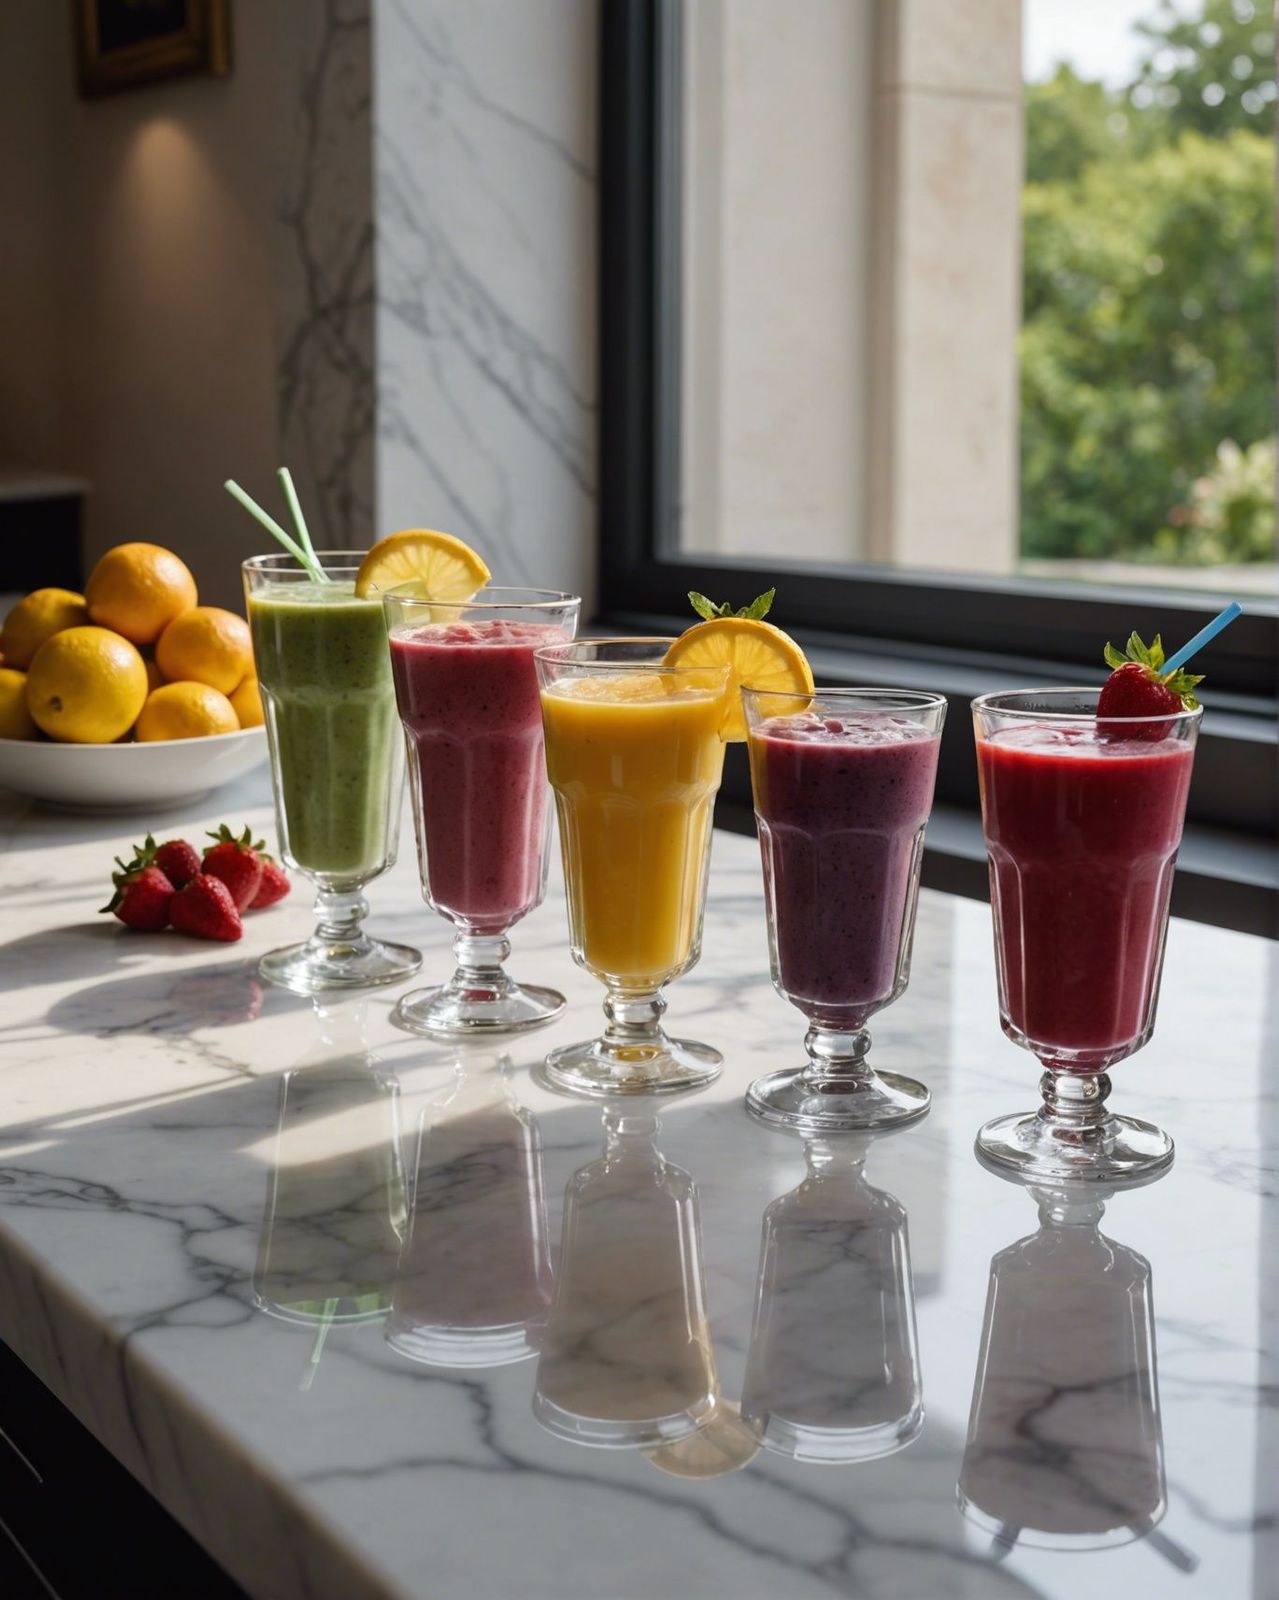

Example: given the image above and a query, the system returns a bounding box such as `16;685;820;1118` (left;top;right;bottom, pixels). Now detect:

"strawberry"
153;837;202;889
100;843;175;931
169;873;243;942
1097;632;1203;741
249;857;291;910
202;823;266;912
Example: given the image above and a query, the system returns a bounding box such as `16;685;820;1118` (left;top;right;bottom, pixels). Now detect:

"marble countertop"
0;776;1274;1600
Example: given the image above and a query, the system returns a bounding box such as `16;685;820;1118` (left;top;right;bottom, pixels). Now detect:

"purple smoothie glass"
742;686;946;1133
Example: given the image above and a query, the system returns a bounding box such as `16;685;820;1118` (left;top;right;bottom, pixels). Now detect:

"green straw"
224;475;329;583
277;467;321;574
299;1297;339;1392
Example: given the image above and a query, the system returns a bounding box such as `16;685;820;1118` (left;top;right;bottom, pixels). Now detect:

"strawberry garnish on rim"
1097;632;1203;741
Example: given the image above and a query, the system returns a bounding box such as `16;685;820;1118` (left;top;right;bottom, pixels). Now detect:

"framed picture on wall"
74;0;231;98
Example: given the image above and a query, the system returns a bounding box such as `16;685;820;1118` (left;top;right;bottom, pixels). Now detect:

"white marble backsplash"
276;0;378;550
373;0;598;600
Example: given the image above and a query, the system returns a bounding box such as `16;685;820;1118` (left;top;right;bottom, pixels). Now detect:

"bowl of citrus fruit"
0;542;267;810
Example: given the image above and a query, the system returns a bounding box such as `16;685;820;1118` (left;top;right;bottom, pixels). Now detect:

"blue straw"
1161;602;1243;675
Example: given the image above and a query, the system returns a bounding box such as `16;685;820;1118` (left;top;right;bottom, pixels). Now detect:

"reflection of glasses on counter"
741;1130;923;1463
386;1052;552;1368
533;1106;723;1449
253;1002;406;1339
959;1167;1195;1572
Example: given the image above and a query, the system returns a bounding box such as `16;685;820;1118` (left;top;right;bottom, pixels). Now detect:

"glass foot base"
392;979;565;1039
745;1067;931;1133
259;936;421;996
385;1318;539;1369
976;1108;1174;1183
541;1034;722;1098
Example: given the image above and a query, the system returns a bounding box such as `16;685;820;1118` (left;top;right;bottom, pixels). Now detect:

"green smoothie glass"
244;552;420;994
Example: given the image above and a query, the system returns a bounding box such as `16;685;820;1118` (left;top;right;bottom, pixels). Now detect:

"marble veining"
373;0;597;600
0;775;1274;1599
276;0;377;550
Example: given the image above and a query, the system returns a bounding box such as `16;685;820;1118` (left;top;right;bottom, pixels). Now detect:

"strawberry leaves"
688;588;776;622
1102;631;1204;710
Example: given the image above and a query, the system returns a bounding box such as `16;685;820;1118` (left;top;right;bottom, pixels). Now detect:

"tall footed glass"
743;687;945;1133
383;588;580;1037
535;640;730;1096
245;553;420;994
973;689;1200;1181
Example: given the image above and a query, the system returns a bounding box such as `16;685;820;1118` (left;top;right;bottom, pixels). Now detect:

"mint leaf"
739;588;775;621
688;592;718;621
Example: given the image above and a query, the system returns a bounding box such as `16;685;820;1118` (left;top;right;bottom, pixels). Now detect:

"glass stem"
602;988;667;1054
801;1025;873;1089
1036;1068;1113;1147
451;931;512;993
311;888;370;954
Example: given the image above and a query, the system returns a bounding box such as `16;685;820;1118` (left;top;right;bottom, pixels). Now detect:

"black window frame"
597;0;1277;911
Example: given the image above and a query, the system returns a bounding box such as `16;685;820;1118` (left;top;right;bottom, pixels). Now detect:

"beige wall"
0;2;298;610
681;0;875;564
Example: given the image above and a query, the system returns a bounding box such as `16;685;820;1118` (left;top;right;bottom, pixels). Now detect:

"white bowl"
0;727;269;811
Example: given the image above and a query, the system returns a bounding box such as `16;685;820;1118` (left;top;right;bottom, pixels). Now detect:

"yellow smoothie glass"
535;640;730;1096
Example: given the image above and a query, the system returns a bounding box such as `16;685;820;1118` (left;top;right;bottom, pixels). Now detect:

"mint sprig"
1103;631;1204;709
688;588;776;622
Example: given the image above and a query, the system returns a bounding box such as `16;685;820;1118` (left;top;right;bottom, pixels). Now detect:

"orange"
135;682;239;742
86;543;197;646
229;675;264;729
0;668;37;739
663;617;814;742
1;588;90;669
143;654;165;692
26;626;148;743
354;529;490;601
155;607;253;695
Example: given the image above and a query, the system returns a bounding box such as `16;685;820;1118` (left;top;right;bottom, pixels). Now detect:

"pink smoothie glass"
973;689;1201;1182
743;686;946;1133
383;587;580;1037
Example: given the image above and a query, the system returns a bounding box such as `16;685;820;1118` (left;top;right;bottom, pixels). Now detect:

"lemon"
1;589;90;669
26;627;148;743
0;668;37;739
663;617;814;741
354;528;490;601
229;675;264;729
155;607;253;695
85;543;198;646
143;654;165;692
135;682;239;742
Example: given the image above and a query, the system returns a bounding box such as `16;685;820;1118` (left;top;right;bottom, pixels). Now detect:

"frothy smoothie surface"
389;618;566;932
749;714;941;1030
977;721;1195;1065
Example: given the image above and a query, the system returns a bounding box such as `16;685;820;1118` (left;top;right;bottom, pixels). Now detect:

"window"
600;0;1277;676
598;0;1277;929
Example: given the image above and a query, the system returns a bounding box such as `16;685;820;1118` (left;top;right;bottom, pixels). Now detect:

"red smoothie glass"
384;587;580;1037
973;689;1201;1181
743;687;946;1133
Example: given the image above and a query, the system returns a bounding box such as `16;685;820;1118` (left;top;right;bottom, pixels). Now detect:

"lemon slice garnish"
354;529;490;602
663;616;814;741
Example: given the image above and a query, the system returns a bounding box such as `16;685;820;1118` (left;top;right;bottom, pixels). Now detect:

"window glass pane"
674;0;1277;598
